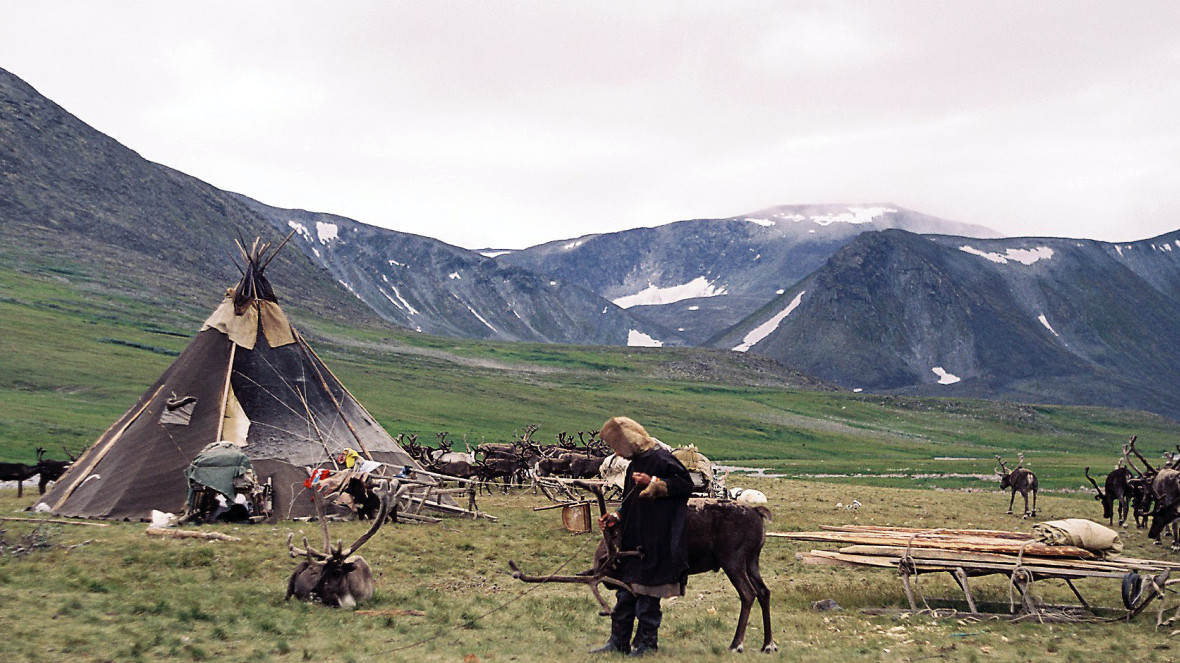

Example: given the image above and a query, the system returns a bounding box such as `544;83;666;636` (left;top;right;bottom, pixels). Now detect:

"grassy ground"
2;479;1177;663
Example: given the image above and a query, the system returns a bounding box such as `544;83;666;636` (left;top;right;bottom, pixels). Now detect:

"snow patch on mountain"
747;206;897;229
1038;313;1059;337
316;221;338;244
465;304;497;332
808;206;897;226
627;330;663;347
932;367;961;385
612;277;727;309
959;245;1054;265
287;220;310;242
387;286;418;315
479;250;513;258
732;290;805;353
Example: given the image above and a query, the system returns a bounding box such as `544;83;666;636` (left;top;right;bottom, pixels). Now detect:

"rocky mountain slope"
0;67;669;346
496;205;997;343
236;198;677;345
709;229;1180;417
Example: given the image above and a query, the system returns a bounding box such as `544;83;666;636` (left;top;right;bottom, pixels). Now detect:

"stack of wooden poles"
773;525;1180;615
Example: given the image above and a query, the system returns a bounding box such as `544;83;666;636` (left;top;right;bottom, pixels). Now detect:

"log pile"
774;525;1180;616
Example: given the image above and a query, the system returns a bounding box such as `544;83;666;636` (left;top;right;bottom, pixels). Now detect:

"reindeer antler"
339;489;393;558
1015;452;1025;470
287;533;330;561
994;454;1008;475
1084;467;1104;500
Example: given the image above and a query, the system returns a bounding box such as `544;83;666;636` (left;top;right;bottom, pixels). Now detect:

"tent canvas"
38;237;451;521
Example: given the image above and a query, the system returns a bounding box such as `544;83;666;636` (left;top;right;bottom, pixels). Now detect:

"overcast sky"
2;2;1178;249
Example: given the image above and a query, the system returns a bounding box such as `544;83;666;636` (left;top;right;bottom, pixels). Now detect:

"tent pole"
294;330;373;458
297;385;340;470
51;385;166;511
214;343;238;444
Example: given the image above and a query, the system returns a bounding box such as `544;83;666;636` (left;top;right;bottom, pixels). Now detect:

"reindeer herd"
1081;436;1180;547
397;425;618;494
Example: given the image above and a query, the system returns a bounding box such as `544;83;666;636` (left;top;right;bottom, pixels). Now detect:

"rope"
1007;539;1037;615
900;529;944;611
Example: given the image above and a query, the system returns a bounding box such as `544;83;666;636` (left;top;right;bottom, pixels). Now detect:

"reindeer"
1085;462;1136;528
1147;468;1180;548
0;460;36;497
1125;436;1160;528
286;489;394;608
995;453;1037;517
33;446;75;495
510;482;776;654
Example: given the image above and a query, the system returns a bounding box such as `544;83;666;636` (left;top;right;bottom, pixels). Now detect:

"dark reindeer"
285;490;392;608
510;483;776;654
995;453;1037;518
1125;436;1161;528
1085;464;1136;528
0;460;36;497
33;446;75;495
1146;468;1180;547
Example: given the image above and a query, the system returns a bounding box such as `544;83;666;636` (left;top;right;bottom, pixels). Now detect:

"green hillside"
2;262;1177;493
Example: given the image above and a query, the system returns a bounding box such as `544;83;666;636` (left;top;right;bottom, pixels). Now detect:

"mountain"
709;228;1180;417
496;205;998;344
0;67;373;325
236;198;679;345
0;67;671;346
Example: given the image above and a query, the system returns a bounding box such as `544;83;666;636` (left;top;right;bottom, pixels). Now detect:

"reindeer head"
285;490;391;608
994;455;1012;487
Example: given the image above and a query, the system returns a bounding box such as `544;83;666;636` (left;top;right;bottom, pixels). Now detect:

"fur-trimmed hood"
600;416;658;459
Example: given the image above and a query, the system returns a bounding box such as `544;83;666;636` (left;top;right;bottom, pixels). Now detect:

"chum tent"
38;237;451;521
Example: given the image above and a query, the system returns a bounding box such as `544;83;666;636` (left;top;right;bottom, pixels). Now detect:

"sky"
2;2;1178;249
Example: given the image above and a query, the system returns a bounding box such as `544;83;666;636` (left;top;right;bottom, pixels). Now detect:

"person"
591;416;694;657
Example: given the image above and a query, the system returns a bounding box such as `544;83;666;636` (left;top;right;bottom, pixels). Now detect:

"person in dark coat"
591;416;694;657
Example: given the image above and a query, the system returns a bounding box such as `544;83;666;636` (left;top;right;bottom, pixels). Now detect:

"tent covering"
38;237;446;521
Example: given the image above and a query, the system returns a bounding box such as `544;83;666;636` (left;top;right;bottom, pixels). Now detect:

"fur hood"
600;416;658;459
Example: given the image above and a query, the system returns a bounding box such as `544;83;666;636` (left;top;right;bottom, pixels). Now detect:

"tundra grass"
0;479;1174;663
2;265;1178;492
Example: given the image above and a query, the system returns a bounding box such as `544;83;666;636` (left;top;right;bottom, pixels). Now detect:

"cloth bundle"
1032;518;1124;558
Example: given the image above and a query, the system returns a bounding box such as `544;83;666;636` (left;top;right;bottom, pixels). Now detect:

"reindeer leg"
1007;490;1016;515
1031;489;1037;518
722;566;756;653
748;558;776;653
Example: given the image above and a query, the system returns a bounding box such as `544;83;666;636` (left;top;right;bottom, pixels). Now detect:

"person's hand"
632;472;652;488
599;511;620;530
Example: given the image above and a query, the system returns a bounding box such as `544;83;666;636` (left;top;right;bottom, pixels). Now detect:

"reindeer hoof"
762;642;779;653
1006;510;1013;515
730;644;744;654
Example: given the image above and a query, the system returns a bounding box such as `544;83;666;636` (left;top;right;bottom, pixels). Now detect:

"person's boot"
627;641;656;655
589;639;630;655
630;594;661;656
592;590;636;654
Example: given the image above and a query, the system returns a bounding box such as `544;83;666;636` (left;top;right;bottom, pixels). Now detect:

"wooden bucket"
562;502;592;533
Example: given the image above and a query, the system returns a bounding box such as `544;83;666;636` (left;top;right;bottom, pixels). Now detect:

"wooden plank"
769;531;1095;558
803;549;1126;579
837;545;1129;571
824;525;1035;540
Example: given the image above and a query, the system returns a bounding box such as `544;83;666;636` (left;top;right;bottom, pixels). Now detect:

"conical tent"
39;238;448;521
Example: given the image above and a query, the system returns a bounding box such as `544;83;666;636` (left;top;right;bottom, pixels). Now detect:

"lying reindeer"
510;483;776;654
995;453;1037;518
285;488;393;608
